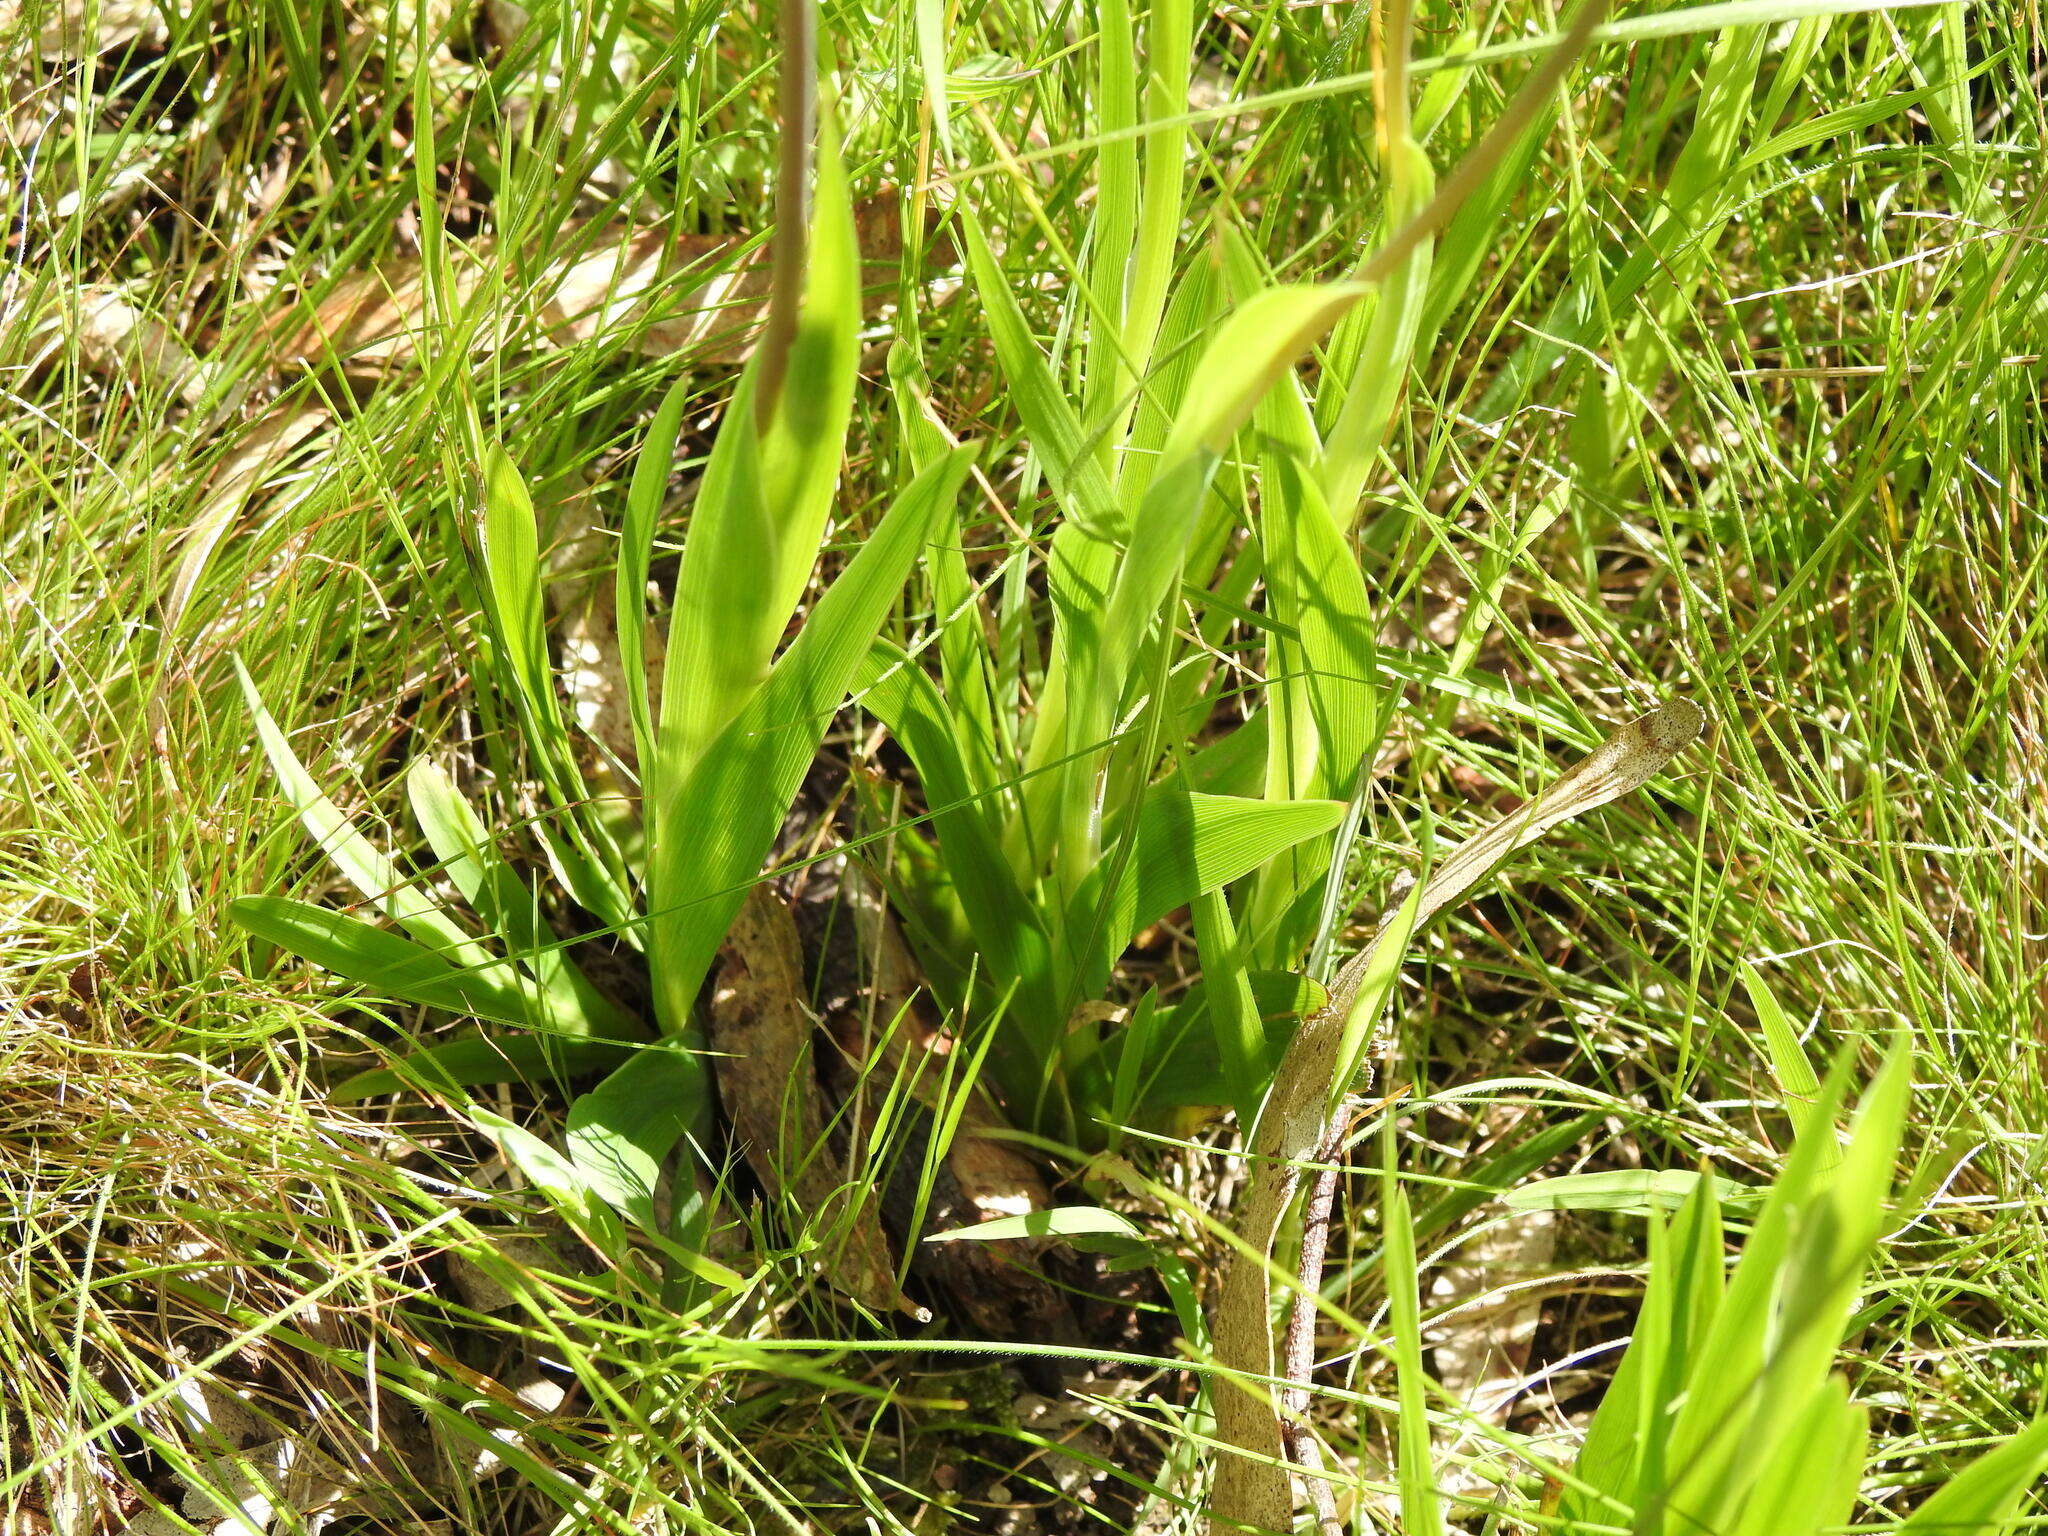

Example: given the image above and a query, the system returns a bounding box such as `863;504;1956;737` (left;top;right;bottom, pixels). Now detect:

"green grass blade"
914;0;953;161
1382;1170;1445;1536
1739;960;1830;1161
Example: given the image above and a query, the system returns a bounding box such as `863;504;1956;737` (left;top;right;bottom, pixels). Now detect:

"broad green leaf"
229;895;572;1034
1123;0;1192;404
473;1103;745;1291
1190;886;1264;1132
1654;1054;1853;1480
1728;1375;1866;1536
1896;1415;2048;1535
1180;714;1271;798
470;1106;614;1236
1103;987;1164;1147
1761;1035;1909;1380
1322;136;1436;525
1220;229;1384;961
1561;1171;1727;1525
476;449;634;932
480;448;554;740
1162;284;1370;464
1246;443;1383;963
406;760;639;1040
566;1046;705;1231
927;1205;1141;1246
879;818;982;1008
1094;970;1325;1121
659;122;860;782
1412;21;1479;141
1915;3;1971;151
331;1033;637;1103
885;342;1001;794
749;110;861;580
235;658;485;968
1658;1042;1906;1534
1083;0;1191;448
921;1212;1146;1269
960;201;1122;866
1056;282;1371;880
856;639;1058;1061
1062;789;1346;1000
1049;458;1214;894
405;759;496;913
1119;245;1226;505
643;446;977;1036
657;373;771;779
954;206;1119;534
1084;0;1139;441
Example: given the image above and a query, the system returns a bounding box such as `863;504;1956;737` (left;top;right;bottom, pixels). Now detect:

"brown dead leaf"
4;0;167;55
710;886;926;1320
837;871;1081;1347
163;406;330;641
70;285;216;404
849;874;1053;1216
1425;1208;1558;1423
264;191;929;384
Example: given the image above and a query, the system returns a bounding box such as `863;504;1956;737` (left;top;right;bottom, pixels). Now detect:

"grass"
4;0;2046;1531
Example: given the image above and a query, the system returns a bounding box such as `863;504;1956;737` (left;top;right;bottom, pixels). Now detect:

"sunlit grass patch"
5;0;2046;1530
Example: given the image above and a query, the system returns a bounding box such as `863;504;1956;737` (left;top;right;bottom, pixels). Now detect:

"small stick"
1281;1117;1348;1536
1208;698;1705;1535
